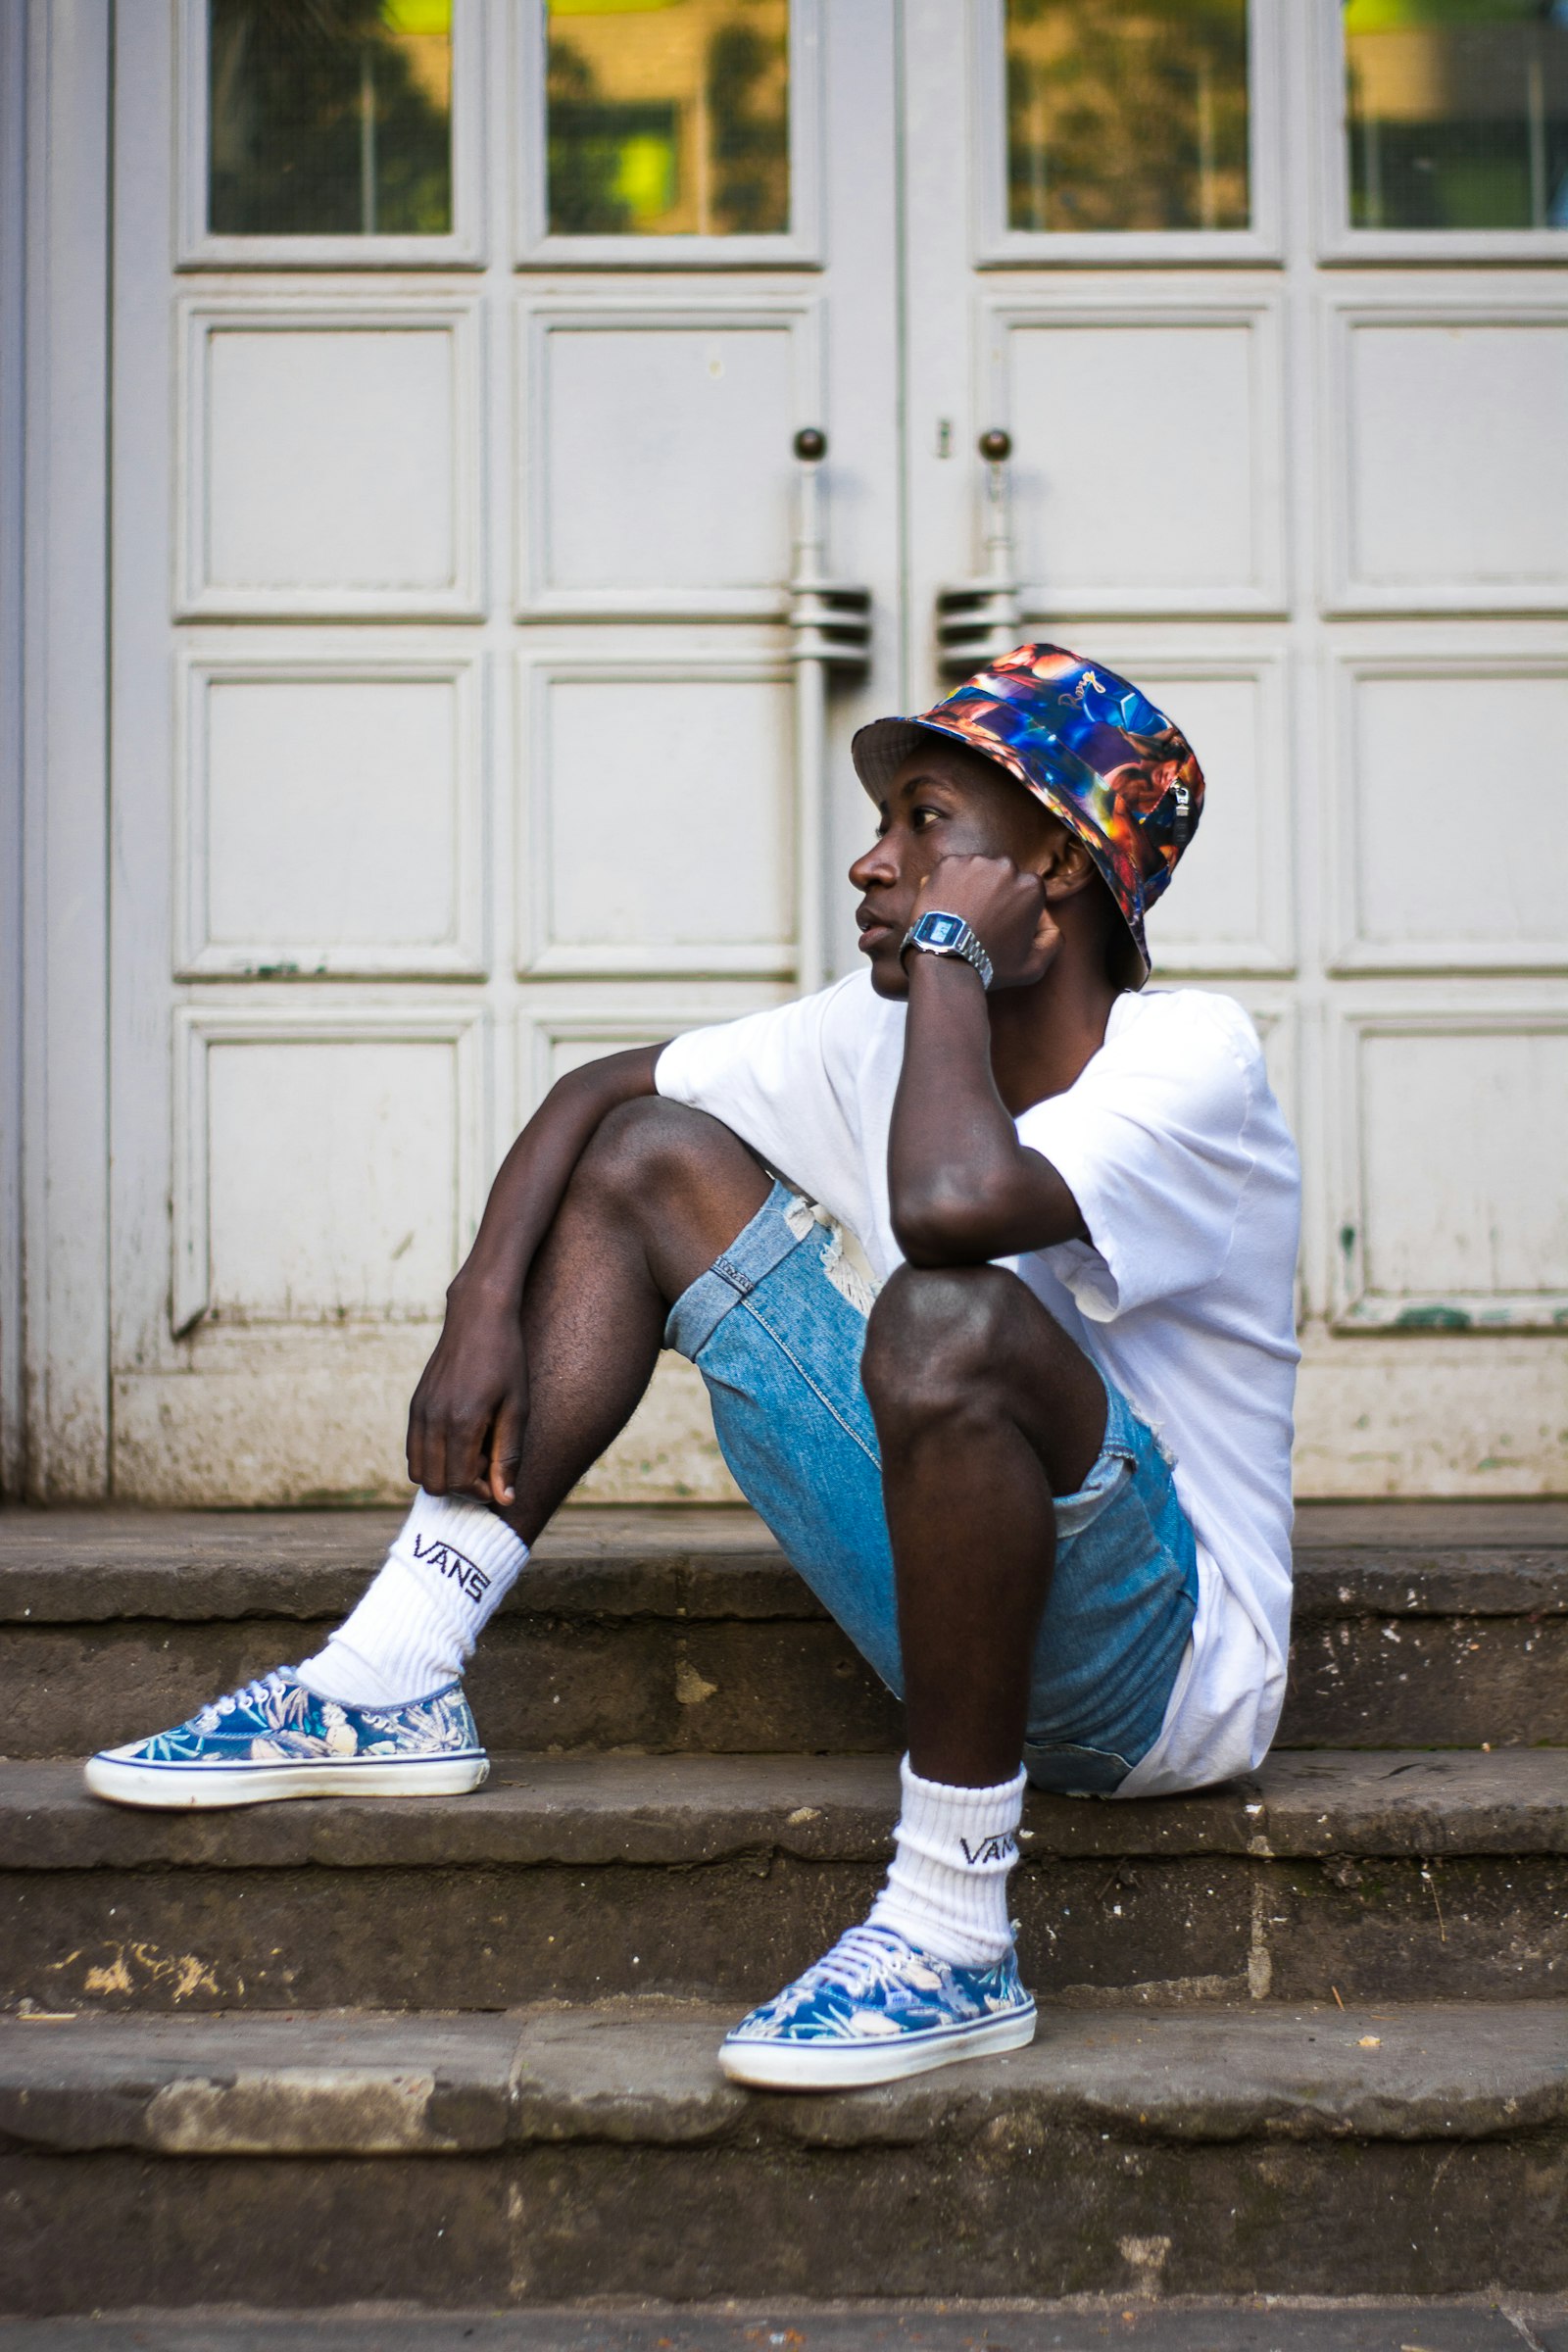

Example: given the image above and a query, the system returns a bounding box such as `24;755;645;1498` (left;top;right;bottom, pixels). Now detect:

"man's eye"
910;806;942;830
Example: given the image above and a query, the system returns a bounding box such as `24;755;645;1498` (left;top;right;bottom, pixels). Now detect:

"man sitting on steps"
85;645;1301;2095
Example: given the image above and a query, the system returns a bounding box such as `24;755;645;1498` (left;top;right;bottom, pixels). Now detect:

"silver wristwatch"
900;908;995;991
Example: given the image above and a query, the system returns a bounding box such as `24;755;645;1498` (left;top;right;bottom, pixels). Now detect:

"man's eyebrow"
895;766;962;796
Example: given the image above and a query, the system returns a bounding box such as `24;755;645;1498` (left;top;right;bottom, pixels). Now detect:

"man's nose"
849;836;897;889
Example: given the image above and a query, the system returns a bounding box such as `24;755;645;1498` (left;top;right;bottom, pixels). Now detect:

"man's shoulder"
815;967;905;1054
1115;986;1265;1076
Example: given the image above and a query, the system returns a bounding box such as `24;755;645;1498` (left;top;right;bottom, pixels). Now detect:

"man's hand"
406;1291;529;1508
909;854;1061;990
401;1043;663;1515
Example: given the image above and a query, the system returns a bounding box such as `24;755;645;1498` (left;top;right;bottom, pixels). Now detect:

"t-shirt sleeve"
653;982;862;1197
1014;999;1256;1320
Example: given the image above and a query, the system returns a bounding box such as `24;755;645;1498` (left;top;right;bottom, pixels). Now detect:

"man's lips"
856;905;901;953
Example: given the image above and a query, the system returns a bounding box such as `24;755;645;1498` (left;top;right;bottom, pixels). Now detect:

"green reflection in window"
1346;1;1568;229
209;0;452;237
1005;0;1250;233
547;0;789;237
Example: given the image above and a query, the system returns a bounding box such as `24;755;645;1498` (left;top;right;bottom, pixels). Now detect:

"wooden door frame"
1;1;113;1498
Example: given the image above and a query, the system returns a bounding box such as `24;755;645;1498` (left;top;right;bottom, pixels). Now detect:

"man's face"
849;742;1063;1000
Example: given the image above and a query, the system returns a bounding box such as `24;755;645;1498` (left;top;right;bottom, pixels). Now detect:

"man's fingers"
405;1404;428;1493
446;1411;489;1499
487;1396;526;1508
421;1415;451;1497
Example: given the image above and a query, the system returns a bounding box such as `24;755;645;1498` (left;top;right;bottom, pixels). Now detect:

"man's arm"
407;1044;662;1503
889;954;1086;1266
888;854;1088;1268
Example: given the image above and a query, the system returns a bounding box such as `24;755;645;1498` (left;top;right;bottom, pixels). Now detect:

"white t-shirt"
655;973;1300;1795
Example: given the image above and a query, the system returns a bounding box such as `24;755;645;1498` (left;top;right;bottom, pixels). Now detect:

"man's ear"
1040;831;1099;904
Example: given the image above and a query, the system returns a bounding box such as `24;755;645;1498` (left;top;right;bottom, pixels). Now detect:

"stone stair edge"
0;1503;1564;1625
4;1749;1564;1873
1;1996;1564;2159
0;2315;1558;2352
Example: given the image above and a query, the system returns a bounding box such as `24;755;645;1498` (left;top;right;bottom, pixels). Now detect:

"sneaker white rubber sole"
718;2002;1036;2090
82;1752;490;1810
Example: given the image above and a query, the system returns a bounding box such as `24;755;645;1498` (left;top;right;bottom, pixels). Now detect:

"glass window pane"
208;0;453;237
1345;1;1568;231
547;0;789;237
1005;0;1250;233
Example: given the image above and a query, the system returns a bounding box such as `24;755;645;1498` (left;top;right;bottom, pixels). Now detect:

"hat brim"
850;713;1150;985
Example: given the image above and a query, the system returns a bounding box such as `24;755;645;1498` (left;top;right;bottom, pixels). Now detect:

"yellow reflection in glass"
1005;0;1250;234
209;0;452;236
1345;0;1568;229
547;0;789;236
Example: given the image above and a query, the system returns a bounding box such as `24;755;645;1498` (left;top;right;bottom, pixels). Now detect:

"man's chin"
864;952;909;1000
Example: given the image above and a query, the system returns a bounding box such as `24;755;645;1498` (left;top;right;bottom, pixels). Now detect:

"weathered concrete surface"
9;1604;1565;1763
0;2307;1556;2352
13;1751;1567;1871
1276;1615;1568;1750
2;1507;1564;1760
2;1754;1563;2013
0;1612;906;1764
3;1499;1564;1619
0;2003;1563;2308
0;2001;1563;2154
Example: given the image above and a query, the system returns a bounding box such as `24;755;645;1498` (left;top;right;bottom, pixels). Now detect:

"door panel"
178;302;483;617
519;305;816;612
987;293;1287;614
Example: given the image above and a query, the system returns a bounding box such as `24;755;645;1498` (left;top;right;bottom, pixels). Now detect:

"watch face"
915;912;964;949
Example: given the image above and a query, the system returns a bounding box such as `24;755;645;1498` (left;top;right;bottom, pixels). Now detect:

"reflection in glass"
1345;1;1568;230
209;0;452;237
547;0;789;237
1005;0;1250;233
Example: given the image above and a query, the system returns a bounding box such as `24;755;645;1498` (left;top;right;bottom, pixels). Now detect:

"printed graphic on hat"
853;644;1206;979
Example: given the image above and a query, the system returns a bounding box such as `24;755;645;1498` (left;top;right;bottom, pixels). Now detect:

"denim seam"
728;1298;883;1473
1025;1739;1136;1772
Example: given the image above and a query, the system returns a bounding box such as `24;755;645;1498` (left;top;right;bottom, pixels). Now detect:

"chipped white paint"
148;2068;447;2156
673;1654;719;1709
1247;1882;1275;2001
60;1941;222;2006
1118;2234;1173;2295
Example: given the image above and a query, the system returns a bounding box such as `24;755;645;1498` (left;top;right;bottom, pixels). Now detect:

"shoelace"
195;1668;291;1732
794;1922;916;1995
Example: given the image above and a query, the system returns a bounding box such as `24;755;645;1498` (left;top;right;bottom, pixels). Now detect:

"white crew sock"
295;1490;529;1707
867;1754;1028;1969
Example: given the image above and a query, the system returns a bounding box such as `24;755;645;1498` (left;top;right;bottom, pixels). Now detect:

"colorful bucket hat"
851;644;1205;983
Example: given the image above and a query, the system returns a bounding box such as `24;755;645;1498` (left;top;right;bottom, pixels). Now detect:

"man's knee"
575;1097;750;1211
861;1263;1024;1427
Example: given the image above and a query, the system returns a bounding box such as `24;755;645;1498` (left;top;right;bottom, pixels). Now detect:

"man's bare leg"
303;1095;772;1689
84;1101;771;1806
468;1099;772;1544
861;1261;1106;1788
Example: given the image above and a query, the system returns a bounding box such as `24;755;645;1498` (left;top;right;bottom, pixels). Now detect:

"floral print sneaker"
719;1921;1035;2091
83;1668;489;1810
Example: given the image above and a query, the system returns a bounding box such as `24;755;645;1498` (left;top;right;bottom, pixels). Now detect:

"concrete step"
5;1751;1564;2016
0;2000;1563;2308
2;1504;1565;1761
0;2313;1562;2352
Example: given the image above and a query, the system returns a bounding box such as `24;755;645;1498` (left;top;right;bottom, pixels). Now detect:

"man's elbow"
889;1179;1004;1268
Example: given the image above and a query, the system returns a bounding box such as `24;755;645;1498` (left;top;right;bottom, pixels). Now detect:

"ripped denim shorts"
665;1181;1199;1794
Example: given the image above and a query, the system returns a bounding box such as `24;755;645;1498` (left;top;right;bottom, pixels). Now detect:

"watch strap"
900;910;995;991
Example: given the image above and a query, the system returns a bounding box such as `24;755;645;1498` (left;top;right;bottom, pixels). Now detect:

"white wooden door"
109;0;900;1503
901;0;1568;1496
107;0;1567;1504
